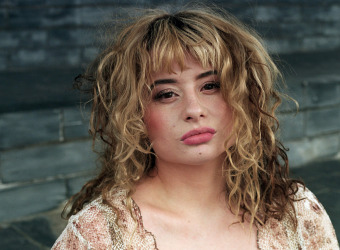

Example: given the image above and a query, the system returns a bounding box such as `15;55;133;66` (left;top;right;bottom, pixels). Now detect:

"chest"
142;213;258;250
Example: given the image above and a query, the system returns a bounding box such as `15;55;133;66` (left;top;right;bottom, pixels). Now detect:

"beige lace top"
52;187;339;250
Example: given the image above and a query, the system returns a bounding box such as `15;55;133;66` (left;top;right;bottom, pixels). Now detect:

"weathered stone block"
45;47;81;67
277;112;304;141
302;36;340;51
77;6;118;26
67;174;95;197
6;0;46;7
0;226;38;250
254;6;301;23
1;140;96;183
83;47;99;62
48;28;94;47
0;109;60;149
63;107;91;139
0;7;7;20
8;7;44;28
285;134;339;167
9;49;46;68
304;76;340;108
303;4;340;22
64;106;91;123
277;81;304;112
306;107;340;136
43;7;77;27
45;0;77;5
0;31;20;48
64;124;90;139
258;22;305;40
0;30;47;49
265;38;292;54
0;69;81;113
12;217;56;247
0;51;7;71
0;180;66;222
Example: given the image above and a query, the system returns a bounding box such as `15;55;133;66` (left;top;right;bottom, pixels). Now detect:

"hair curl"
65;7;303;228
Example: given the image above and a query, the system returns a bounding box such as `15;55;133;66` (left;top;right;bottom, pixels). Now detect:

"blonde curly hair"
65;7;302;228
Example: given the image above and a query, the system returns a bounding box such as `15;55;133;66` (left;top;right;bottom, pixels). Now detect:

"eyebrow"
196;70;217;80
152;70;217;87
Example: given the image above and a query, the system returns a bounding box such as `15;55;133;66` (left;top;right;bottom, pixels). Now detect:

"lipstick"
181;127;216;145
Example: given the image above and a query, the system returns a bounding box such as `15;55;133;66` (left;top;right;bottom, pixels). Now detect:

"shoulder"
258;184;339;250
52;195;125;249
293;185;339;249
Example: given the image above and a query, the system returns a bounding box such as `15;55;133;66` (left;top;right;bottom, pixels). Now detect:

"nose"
183;93;206;122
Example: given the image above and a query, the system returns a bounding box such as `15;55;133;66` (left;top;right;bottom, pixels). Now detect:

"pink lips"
181;127;216;145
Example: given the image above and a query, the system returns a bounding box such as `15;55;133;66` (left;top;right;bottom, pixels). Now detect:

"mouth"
181;127;216;145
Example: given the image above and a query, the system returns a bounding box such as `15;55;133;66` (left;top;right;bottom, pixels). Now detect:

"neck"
139;156;227;216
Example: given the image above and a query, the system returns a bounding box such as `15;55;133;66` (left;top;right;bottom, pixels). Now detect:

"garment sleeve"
51;221;90;250
295;187;339;249
51;205;115;250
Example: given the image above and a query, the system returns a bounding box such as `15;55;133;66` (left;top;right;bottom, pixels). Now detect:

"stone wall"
1;0;340;72
0;107;93;222
0;0;340;222
279;73;340;167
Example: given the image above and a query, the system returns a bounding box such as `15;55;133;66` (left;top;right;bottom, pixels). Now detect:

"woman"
53;8;338;249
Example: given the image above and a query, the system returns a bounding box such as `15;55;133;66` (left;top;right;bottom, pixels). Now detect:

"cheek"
144;107;167;140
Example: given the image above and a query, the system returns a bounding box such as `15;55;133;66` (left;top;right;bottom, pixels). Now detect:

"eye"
153;89;178;102
201;82;220;92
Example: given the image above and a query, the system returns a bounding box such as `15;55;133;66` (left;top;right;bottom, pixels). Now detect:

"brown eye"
201;82;220;92
153;89;178;102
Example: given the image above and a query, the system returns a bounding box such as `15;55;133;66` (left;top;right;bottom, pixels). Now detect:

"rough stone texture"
0;226;39;250
63;107;91;140
67;174;95;197
286;134;339;167
83;47;99;62
0;180;66;222
278;112;304;141
47;28;94;47
306;107;340;136
0;69;81;113
304;76;340;108
0;51;7;71
42;7;77;28
10;49;46;68
0;30;47;49
45;47;81;67
0;109;60;150
12;217;56;248
76;6;118;26
277;82;304;112
1;140;95;183
1;0;340;73
7;7;45;29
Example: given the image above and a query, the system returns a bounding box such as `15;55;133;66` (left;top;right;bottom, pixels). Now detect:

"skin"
133;57;257;249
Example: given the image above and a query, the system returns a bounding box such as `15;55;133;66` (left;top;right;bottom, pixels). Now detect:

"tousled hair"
65;7;303;228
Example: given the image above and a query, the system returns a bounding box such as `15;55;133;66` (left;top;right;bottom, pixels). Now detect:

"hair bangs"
145;14;223;75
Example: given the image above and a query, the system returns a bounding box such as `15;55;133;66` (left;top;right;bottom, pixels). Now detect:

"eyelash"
153;81;221;101
153;89;177;100
202;82;220;91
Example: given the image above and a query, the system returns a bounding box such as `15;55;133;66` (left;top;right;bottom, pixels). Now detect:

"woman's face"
144;57;233;167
